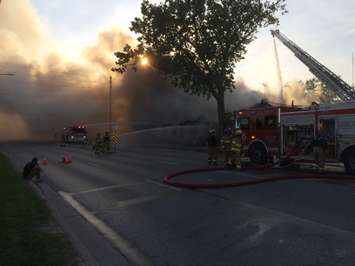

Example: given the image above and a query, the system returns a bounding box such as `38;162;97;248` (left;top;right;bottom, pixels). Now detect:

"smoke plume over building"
0;0;262;140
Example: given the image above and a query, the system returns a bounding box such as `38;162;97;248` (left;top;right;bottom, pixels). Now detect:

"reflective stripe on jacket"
231;137;242;152
221;137;231;150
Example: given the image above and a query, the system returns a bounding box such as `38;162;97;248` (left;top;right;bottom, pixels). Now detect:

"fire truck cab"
235;102;298;165
281;101;355;174
62;126;88;144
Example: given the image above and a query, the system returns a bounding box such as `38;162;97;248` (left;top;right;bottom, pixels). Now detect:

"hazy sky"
31;0;355;90
0;0;354;139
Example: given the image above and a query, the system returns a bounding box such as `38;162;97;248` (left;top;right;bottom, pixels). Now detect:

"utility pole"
109;76;113;133
352;52;354;89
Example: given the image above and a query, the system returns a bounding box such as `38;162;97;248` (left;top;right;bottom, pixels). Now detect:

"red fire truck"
235;101;355;174
62;125;88;144
280;102;355;174
234;30;355;174
235;101;299;165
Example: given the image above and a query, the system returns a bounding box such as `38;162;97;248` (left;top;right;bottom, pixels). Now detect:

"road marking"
70;181;147;196
115;195;157;208
92;195;158;214
235;200;355;238
198;189;355;238
146;179;182;192
59;191;153;266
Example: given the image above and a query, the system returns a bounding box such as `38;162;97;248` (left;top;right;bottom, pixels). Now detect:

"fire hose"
163;163;355;189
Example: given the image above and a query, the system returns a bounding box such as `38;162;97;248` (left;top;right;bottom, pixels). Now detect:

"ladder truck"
235;31;355;173
271;30;355;102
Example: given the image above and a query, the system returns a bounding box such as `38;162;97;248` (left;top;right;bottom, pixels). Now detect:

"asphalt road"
2;142;355;266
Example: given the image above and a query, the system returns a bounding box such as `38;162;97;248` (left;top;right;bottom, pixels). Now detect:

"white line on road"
146;179;182;192
92;195;159;214
115;195;158;208
236;200;355;238
70;181;147;196
59;191;153;266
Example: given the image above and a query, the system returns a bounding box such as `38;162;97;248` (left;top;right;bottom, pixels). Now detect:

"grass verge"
0;154;78;266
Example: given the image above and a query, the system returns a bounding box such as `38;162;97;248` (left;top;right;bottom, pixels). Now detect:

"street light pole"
0;73;14;76
109;76;113;133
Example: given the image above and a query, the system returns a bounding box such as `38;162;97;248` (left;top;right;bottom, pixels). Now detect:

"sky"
30;0;355;89
0;0;354;140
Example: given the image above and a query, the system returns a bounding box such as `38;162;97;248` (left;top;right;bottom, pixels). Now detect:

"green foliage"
113;0;286;100
113;0;286;135
305;78;338;104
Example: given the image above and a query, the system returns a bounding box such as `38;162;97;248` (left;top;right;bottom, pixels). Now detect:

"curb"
30;181;101;266
30;179;130;266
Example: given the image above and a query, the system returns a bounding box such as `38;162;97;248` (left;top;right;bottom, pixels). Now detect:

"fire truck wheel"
249;142;268;165
343;150;355;175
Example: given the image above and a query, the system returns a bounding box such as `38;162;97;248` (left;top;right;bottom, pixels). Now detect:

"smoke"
283;80;317;105
0;0;262;141
0;0;49;62
262;81;318;106
0;0;128;140
113;70;262;130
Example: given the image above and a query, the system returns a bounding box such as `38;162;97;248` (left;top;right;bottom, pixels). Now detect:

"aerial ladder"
271;30;355;102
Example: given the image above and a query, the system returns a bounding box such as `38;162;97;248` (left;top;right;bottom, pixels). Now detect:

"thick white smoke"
0;0;129;140
0;0;263;140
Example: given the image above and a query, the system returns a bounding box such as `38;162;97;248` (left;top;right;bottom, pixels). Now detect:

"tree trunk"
216;91;225;141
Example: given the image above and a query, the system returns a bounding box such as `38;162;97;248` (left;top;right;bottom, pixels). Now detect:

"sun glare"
140;57;149;67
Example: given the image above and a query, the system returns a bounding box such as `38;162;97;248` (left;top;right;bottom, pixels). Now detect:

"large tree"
113;0;286;137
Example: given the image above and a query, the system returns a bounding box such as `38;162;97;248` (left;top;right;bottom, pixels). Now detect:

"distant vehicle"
62;126;88;144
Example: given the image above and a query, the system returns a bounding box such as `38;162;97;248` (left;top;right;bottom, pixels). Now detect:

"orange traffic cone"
62;155;72;164
41;158;49;166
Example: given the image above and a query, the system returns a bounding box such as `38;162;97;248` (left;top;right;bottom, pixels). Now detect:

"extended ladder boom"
271;30;355;101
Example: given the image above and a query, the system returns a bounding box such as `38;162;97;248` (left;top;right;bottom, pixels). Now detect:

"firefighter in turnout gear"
221;128;232;166
103;131;111;153
94;133;103;154
230;129;243;169
207;129;218;165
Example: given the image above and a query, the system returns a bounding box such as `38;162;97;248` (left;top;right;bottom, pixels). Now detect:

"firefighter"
230;129;243;169
94;133;103;154
207;129;218;165
103;131;111;153
313;131;328;168
221;128;232;166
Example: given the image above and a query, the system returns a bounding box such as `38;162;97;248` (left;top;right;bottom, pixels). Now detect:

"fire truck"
280;102;355;174
62;125;88;144
234;30;355;174
235;101;299;165
236;101;355;174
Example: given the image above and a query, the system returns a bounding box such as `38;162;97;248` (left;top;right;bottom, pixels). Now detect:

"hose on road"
163;166;355;189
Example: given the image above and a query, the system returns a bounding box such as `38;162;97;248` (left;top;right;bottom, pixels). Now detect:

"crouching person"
23;158;42;182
